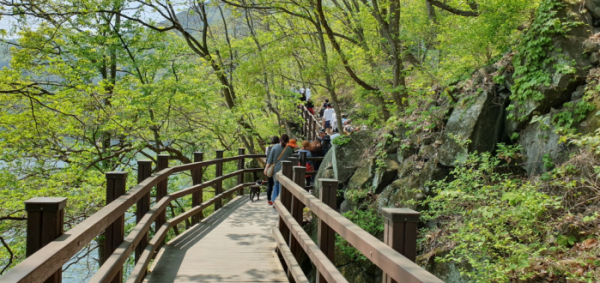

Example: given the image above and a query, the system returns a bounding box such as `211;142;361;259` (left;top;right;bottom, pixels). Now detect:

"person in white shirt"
322;103;335;130
331;113;337;132
305;88;311;101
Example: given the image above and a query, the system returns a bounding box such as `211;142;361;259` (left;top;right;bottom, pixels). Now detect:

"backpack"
321;136;331;155
299;160;314;175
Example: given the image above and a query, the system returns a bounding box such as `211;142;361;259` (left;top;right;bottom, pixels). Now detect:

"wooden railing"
301;105;322;141
274;160;444;283
1;149;265;283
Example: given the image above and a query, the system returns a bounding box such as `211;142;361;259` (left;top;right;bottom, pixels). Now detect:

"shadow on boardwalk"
146;194;288;283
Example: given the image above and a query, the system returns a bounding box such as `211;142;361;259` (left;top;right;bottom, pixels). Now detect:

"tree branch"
426;0;479;17
0;236;14;275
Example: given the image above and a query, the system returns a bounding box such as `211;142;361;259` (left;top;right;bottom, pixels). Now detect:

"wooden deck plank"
145;194;288;283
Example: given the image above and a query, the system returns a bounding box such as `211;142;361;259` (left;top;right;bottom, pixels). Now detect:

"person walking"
319;98;329;118
305;99;315;115
317;128;332;155
265;136;279;205
299;86;306;101
298;141;314;186
264;134;293;203
323;103;335;130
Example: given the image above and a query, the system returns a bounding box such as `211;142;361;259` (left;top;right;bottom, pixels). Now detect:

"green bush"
422;152;562;282
336;209;384;262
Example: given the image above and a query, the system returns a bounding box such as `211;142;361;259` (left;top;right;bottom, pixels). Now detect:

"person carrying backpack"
317;129;331;155
264;134;293;203
305;99;315;115
298;141;314;186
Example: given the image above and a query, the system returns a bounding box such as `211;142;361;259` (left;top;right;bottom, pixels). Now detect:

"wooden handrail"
274;200;349;283
275;172;444;283
1;153;265;283
272;228;310;283
0;167;173;283
301;105;321;126
89;197;171;283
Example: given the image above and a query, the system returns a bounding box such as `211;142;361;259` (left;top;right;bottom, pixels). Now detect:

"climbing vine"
508;0;574;122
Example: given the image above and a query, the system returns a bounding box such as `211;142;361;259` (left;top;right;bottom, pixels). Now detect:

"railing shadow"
146;193;287;282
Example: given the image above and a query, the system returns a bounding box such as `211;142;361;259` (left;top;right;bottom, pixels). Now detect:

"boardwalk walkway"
145;194;288;283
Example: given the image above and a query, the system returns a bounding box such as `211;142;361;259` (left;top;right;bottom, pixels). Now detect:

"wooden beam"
276;173;443;283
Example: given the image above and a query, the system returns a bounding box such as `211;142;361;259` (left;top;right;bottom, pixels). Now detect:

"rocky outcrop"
376;159;448;210
518;109;572;175
506;3;593;134
438;90;509;166
331;131;375;183
313;131;375;197
372;159;400;194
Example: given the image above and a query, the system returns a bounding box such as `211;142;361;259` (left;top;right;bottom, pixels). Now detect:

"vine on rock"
509;0;572;122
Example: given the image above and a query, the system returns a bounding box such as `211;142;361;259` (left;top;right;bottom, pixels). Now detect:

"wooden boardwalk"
145;194;288;283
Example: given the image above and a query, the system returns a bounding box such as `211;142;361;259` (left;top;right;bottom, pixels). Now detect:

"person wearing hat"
288;139;298;149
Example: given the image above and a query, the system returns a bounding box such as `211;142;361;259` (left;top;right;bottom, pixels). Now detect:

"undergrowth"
419;147;600;282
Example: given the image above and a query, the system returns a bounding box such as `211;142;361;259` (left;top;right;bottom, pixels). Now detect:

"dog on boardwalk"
249;179;266;202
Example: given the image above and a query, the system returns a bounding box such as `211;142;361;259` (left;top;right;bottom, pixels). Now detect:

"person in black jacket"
305;99;315;115
319;99;329;118
317;129;331;155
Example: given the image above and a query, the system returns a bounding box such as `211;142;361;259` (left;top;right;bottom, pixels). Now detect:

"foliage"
421;152;564;282
332;135;351;146
336;208;384;264
496;143;523;164
509;0;575;122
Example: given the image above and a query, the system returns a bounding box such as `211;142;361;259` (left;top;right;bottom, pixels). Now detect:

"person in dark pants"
265;136;280;205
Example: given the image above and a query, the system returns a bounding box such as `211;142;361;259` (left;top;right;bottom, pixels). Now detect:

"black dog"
249;179;266;202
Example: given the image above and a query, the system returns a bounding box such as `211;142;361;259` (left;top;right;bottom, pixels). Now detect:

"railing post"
381;208;420;283
317;179;338;283
289;154;298;167
299;151;307;170
215;150;224;210
290;166;306;260
136;161;152;265
25;197;67;283
281;161;294;211
279;160;293;244
309;115;314;141
238;148;245;196
103;172;128;283
192;152;204;225
156;154;169;248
